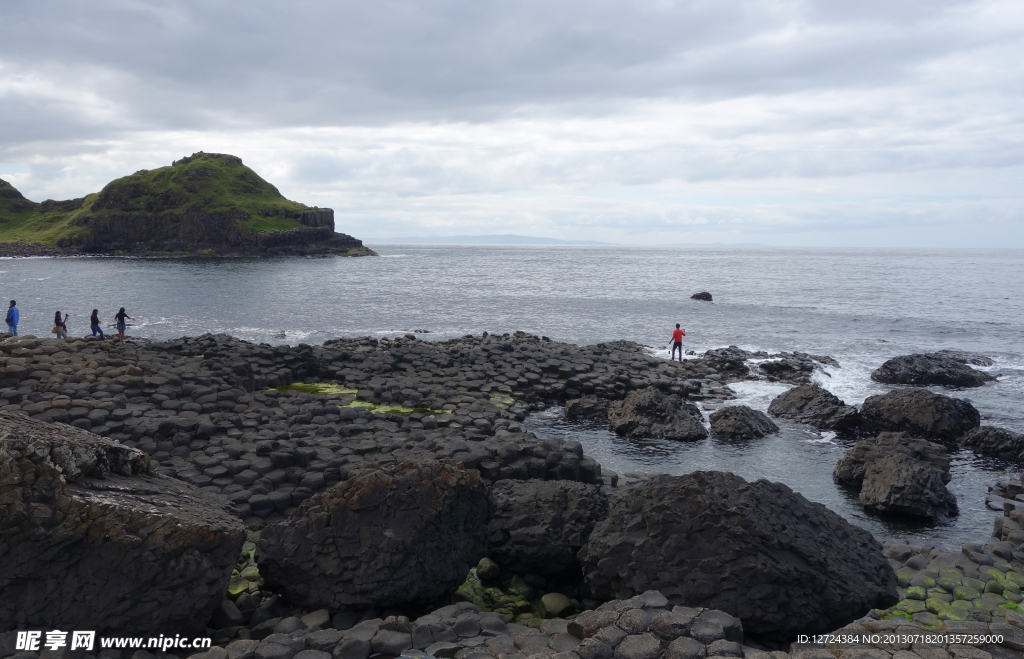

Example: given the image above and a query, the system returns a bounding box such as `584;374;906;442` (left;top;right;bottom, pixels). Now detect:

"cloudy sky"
2;0;1022;246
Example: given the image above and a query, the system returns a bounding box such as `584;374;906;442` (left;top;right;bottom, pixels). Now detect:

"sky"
1;0;1023;247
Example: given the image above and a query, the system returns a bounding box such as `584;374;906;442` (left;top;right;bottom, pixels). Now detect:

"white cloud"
1;0;1023;245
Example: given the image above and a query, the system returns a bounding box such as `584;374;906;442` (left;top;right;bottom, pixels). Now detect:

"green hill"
0;152;373;257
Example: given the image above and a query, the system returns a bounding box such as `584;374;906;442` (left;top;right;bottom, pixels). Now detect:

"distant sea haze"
363;234;764;246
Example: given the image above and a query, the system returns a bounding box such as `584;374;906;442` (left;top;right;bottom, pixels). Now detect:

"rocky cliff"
0;152;375;257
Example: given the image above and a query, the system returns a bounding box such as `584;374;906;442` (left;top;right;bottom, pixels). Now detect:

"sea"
2;245;1023;549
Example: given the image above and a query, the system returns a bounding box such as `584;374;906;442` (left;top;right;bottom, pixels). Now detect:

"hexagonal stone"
953;586;981;600
896;600;926;614
905;586;927;600
613;634;661;659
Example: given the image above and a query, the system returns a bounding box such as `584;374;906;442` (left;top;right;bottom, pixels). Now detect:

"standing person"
114;307;134;344
90;309;105;340
5;300;18;336
670;323;685;362
53;311;68;339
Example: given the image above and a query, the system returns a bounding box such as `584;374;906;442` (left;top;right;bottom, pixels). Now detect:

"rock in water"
833;432;952;488
578;471;898;642
487;480;609;578
0;412;245;634
691;292;713;301
961;426;1024;463
607;386;708;441
871;353;995;388
564;396;610;420
859;388;980;445
708;405;779;439
859;454;958;519
767;384;860;431
256;460;489;609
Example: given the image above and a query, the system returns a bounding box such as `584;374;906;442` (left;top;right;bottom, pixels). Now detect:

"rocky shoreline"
1;332;1022;658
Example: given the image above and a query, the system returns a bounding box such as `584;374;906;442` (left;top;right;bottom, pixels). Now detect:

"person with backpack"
6;300;18;336
53;310;68;339
90;309;105;340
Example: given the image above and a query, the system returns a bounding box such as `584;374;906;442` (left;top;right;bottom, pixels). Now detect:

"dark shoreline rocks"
859;388;981;445
767;384;859;431
708;405;778;439
963;426;1024;463
691;292;713;301
871;352;996;388
256;460;489;610
607;386;708;441
0;412;245;634
578;471;899;642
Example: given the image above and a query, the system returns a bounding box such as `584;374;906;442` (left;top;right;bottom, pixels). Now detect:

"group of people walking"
5;300;134;344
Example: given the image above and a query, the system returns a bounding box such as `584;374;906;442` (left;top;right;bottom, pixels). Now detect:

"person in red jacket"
670;323;685;361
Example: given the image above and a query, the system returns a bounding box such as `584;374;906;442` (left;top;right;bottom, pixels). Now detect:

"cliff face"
0;153;375;257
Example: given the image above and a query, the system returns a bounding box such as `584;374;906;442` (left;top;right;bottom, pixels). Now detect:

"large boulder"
487;480;608;579
256;460;489;609
859;388;980;445
578;471;898;642
701;347;750;379
0;412;245;634
962;426;1024;463
858;454;958;520
833;432;951;488
767;384;859;431
564;396;610;420
871;353;995;388
607;387;708;441
708;405;778;439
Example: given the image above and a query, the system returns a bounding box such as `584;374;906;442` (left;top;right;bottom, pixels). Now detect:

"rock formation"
607;387;708;441
871;353;995;388
962;426;1024;463
256;460;489;609
767;384;859;430
0;412;245;634
487;480;609;578
859;388;980;445
578;471;898;641
708;405;778;439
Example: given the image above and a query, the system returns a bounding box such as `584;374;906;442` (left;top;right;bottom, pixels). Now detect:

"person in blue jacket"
6;300;18;336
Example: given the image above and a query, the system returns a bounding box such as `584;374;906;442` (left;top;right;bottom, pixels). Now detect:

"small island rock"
708;405;779;439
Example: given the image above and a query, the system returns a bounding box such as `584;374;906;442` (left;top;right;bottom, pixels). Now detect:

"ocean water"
2;245;1023;548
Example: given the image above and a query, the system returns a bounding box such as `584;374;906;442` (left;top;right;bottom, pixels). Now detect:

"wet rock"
607;387;708;442
578;471;898;642
871;353;996;388
488;479;609;578
0;412;245;634
708;406;778;440
962;426;1024;463
565;397;611;420
690;293;713;302
766;384;859;431
858;453;959;520
859;388;980;445
256;460;489;609
833;432;952;488
701;347;749;379
540;593;574;618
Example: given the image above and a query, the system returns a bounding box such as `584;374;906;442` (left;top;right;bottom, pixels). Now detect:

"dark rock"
833;432;951;487
476;557;500;582
256;460;489;609
708;406;778;439
691;292;713;302
962;426;1024;463
212;600;246;629
859;388;980;444
701;347;750;379
578;471;898;642
607;387;708;442
0;412;245;634
612;633;661;659
488;479;609;578
766;385;859;431
565;397;610;420
540;593;574;618
665;637;706;659
858;453;958;520
871;353;995;388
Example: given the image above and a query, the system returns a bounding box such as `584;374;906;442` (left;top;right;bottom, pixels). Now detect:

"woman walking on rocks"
53;310;68;339
114;307;133;344
90;309;104;340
